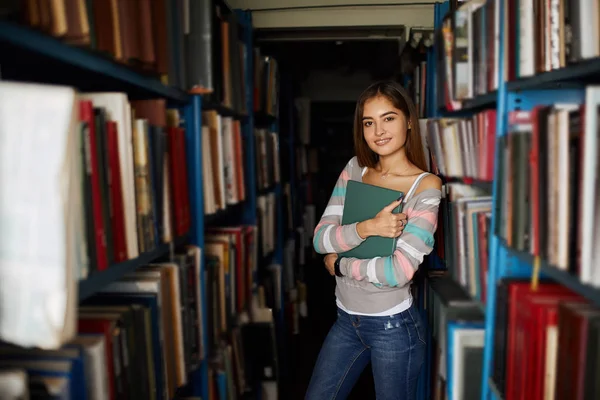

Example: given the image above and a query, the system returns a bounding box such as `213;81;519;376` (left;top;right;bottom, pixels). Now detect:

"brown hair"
353;80;428;172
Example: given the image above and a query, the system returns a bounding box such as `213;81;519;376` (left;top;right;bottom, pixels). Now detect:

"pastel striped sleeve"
313;162;365;254
338;190;441;287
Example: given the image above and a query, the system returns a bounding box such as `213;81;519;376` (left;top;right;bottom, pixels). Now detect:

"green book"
341;180;404;259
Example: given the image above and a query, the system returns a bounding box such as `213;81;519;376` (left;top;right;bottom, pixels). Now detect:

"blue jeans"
305;304;426;400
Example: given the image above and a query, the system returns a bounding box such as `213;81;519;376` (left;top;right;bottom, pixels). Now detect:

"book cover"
340;180;404;259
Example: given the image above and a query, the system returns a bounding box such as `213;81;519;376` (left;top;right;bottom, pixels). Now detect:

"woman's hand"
357;199;408;239
324;254;338;276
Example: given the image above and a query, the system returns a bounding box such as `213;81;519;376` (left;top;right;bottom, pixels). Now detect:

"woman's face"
362;95;409;157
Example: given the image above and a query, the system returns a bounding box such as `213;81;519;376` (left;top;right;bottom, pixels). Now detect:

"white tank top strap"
404;172;431;202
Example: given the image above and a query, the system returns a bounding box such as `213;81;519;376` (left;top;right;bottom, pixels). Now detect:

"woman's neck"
378;150;412;174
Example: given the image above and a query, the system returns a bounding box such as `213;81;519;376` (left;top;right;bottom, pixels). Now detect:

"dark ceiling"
258;39;404;81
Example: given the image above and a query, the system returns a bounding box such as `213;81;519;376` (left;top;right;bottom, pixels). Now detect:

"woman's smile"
374;137;392;146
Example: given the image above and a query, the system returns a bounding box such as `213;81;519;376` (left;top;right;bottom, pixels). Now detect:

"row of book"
439;185;492;305
201;123;281;217
427;275;600;400
497;86;600;287
505;0;600;80
11;0;174;79
0;79;284;398
423;96;600;400
5;0;280;116
425;277;600;400
0;81;191;349
255;129;281;191
435;0;599;111
420;111;496;182
0;218;282;400
493;279;600;400
81;90;190;275
253;49;280;118
205;226;258;332
201;111;246;215
401;27;434;117
427;274;485;400
203;225;281;399
0;246;203;400
257;193;277;258
435;0;499;110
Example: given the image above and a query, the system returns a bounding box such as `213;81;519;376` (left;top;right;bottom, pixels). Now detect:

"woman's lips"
374;138;391;146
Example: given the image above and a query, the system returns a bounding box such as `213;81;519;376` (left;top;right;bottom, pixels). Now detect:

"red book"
518;291;583;400
477;213;488;302
505;282;575;400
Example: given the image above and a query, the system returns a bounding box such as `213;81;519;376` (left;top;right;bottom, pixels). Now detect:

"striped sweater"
313;156;441;314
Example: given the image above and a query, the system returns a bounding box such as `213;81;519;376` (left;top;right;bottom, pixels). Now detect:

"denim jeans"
305;304;426;400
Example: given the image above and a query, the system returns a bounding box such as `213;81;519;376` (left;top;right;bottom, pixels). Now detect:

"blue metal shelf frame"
428;0;450;118
506;56;600;91
0;21;189;103
183;95;208;399
480;0;507;392
502;243;600;308
236;9;258;228
481;19;589;400
78;236;186;301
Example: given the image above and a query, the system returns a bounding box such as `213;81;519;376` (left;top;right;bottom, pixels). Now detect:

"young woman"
306;80;442;400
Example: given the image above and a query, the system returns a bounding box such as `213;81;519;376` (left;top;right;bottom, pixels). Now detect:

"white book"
580;87;600;285
518;0;535;76
452;328;484;400
222;117;237;205
0;82;79;349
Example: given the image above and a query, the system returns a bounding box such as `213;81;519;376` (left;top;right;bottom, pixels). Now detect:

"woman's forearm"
356;219;374;239
313;221;366;254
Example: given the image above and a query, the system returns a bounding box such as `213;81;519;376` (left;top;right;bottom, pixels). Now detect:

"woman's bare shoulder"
415;173;442;195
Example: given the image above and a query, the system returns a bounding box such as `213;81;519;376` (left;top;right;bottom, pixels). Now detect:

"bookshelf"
0;20;189;102
0;3;287;400
422;0;600;399
78;235;189;301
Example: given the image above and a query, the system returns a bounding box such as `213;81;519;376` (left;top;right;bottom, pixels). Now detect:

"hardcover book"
341;180;404;259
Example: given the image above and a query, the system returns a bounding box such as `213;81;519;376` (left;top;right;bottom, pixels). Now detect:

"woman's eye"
384;116;395;122
364;121;373;127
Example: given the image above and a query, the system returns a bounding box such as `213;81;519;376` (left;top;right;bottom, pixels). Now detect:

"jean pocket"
407;307;426;346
